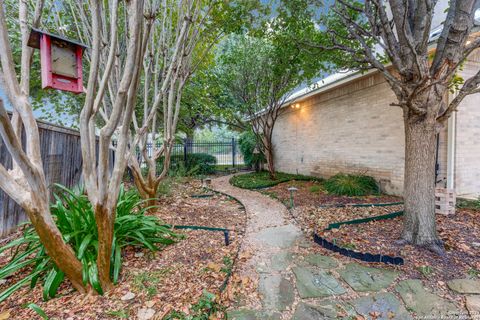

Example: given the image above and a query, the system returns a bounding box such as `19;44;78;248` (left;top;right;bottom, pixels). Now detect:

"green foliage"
132;268;171;297
309;185;322;193
106;309;129;319
0;185;177;302
26;303;49;320
238;130;265;167
456;197;480;210
165;290;225;320
164;153;217;176
323;174;379;197
230;171;319;189
417;265;435;278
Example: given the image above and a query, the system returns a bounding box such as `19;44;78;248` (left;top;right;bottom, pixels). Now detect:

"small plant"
417;265;435;278
324;173;379;196
106;309;129;319
165;290;226;320
132;268;171;297
221;256;233;274
342;242;357;250
309;185;322;193
0;185;177;302
467;268;480;278
457;197;480;210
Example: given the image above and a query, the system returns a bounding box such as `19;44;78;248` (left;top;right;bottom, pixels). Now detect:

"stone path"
211;174;478;320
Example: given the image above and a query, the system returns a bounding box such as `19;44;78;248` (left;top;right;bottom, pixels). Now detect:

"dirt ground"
0;178;246;320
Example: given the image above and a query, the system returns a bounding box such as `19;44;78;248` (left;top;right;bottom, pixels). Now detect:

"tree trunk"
402;111;442;252
262;128;276;180
28;201;87;293
95;204;114;291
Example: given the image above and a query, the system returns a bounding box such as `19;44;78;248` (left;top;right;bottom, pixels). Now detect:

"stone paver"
211;174;301;316
304;254;338;269
339;263;398;292
259;274;295;311
395;279;459;317
466;295;480;317
293;267;346;298
351;292;412;320
254;224;300;248
292;300;355;320
447;279;480;294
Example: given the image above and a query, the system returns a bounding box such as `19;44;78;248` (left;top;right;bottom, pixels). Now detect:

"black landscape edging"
312;202;405;265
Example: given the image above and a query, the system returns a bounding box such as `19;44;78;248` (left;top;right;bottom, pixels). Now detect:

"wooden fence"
0;118;83;236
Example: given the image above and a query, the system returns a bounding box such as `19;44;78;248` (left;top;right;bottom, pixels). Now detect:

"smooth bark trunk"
28;202;87;293
402;111;442;252
94;204;114;291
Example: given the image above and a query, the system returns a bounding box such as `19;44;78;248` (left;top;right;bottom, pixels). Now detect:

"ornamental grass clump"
0;185;177;302
324;174;379;197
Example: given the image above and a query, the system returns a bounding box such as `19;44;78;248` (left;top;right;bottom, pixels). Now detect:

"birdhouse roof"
27;28;87;50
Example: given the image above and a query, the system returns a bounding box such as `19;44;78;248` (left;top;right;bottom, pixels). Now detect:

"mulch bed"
261;180;401;207
0;178;246;319
293;199;480;299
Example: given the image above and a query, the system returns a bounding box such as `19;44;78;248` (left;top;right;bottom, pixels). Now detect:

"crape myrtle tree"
318;0;480;253
0;0;148;292
127;0;259;203
0;0;91;292
61;0;150;290
216;0;325;179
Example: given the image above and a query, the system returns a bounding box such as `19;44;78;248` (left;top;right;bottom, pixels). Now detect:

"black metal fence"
144;138;244;167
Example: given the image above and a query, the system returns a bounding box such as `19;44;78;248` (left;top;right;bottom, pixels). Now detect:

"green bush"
157;153;217;176
230;171;319;189
309;185;322;193
323;173;379;196
0;185;177;302
238;130;265;167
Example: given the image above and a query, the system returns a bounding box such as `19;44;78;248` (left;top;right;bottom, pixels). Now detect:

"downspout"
447;111;456;190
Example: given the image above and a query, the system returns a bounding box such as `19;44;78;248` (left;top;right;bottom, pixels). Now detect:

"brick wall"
272;73;450;196
454;50;480;199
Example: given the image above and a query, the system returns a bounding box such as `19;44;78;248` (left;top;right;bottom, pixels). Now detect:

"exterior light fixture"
290;103;301;109
27;28;86;94
288;186;298;209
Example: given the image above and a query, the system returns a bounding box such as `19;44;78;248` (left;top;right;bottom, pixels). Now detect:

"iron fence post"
232;138;236;168
183;138;188;163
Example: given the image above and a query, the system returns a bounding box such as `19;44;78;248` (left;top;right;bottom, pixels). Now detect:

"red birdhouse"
27;28;86;94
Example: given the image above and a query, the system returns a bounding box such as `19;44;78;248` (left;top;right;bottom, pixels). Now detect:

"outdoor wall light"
291;103;301;109
288;186;298;209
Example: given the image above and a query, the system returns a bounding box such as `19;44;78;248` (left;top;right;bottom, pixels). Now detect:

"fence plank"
0;119;84;237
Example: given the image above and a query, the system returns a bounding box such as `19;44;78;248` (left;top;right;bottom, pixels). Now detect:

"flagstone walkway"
211;174;478;320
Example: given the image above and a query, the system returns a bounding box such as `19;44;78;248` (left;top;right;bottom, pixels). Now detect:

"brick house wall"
454;50;480;199
272;72;451;196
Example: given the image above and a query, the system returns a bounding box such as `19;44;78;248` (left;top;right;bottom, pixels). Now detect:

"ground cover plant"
0;185;177;303
323;173;379;197
0;180;247;319
229;171;319;189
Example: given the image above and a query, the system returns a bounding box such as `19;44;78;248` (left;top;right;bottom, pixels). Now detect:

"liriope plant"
0;185;177;302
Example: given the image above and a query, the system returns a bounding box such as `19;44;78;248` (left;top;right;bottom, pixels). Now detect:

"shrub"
323;173;379;196
0;185;177;302
238;130;265;167
230;171;319;189
158;153;217;176
309;185;322;193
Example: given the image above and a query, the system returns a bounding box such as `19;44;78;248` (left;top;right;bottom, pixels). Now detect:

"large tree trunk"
402;110;442;252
